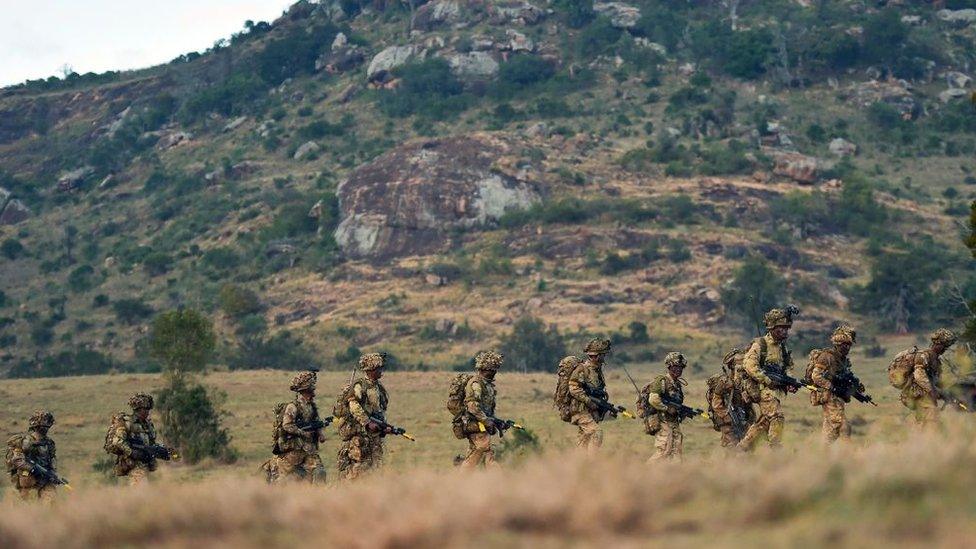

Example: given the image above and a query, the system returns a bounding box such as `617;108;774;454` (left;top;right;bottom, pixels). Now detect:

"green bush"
67;265;96;292
142;252;173;277
155;376;237;464
552;0;595;28
500;316;566;372
498;56;555;88
852;242;947;332
218;284;262;318
1;238;24;260
256;23;339;85
147;308;216;373
575;17;623;58
8;348;120;378
378;59;473;120
113;298;154;325
722;256;787;333
228;331;319;371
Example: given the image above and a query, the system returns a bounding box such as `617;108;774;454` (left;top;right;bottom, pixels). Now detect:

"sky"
0;0;296;87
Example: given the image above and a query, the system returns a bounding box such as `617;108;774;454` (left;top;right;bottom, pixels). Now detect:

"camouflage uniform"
273;371;326;484
459;351;503;470
104;393;172;485
567;339;612;454
737;308;796;451
809;326;860;444
338;353;389;480
7;411;58;502
901;329;958;428
646;353;687;461
708;349;755;448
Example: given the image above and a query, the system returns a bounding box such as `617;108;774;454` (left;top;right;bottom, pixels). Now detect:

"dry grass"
1;420;976;548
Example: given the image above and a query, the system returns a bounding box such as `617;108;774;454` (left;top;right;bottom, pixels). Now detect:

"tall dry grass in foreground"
2;419;975;549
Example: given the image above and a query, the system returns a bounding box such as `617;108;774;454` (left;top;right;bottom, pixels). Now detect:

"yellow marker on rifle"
400;432;416;441
478;422;486;433
620;410;636;419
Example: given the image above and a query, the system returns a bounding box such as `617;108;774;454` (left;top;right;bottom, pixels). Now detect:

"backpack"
271;402;288;455
804;349;827;384
103;412;127;455
333;382;357;434
636;383;654;419
705;374;726;431
554;356;581;422
447;373;473;417
5;434;23;474
888;347;920;390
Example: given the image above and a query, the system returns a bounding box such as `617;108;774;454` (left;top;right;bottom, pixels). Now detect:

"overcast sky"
1;0;295;87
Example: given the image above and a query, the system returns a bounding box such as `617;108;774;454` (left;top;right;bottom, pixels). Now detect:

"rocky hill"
0;0;974;375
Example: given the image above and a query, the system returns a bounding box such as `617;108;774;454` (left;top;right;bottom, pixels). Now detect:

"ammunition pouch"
643;412;661;436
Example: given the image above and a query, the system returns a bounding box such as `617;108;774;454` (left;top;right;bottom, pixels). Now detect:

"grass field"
1;338;974;547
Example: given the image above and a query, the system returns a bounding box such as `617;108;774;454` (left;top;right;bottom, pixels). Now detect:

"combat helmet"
930;328;958;348
583;338;611;355
664;352;687;369
290;370;317;392
474;350;503;371
128;393;154;411
28;411;55;429
831;325;857;345
359;352;387;371
764;305;798;329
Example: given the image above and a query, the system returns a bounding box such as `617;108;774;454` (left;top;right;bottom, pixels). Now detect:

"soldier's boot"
461;432;494;469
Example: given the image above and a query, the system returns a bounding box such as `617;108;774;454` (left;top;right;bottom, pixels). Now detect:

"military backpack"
888;347;920;390
636;382;661;435
103;412;127;455
270;402;288;455
704;374;726;431
554;356;581;422
447;373;473;417
5;434;23;474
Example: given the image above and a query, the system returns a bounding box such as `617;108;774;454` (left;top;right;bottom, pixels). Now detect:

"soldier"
567;338;613;454
456;351;504;469
808;325;860;443
737;308;798;451
272;370;327;484
645;352;689;460
6;411;61;502
104;393;177;485
707;348;754;448
337;352;390;479
900;328;959;427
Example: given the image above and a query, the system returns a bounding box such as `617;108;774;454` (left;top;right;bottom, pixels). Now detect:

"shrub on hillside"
721;256;787;333
7;348;121;378
499;316;566;372
378;59;473;120
218;284;262;319
113;298;154;325
1;238;25;260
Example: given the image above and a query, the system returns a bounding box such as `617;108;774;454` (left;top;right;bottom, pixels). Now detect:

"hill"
1;0;975;376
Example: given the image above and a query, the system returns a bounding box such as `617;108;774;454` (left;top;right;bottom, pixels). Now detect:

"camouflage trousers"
651;421;682;461
821;395;850;443
273;450;326;484
738;389;784;451
902;393;940;428
570;412;603;454
460;432;497;470
10;473;57;502
718;424;739;448
337;434;384;480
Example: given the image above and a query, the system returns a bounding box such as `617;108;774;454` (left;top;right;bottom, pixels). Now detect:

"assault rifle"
478;417;524;436
660;394;710;421
128;439;180;462
938;389;970;412
300;416;335;433
26;458;72;491
727;397;748;439
762;363;815;392
831;370;877;406
583;385;636;419
368;414;416;441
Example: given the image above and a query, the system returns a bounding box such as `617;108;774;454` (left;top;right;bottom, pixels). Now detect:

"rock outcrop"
937;8;976;26
0;188;30;225
446;51;500;81
335;135;541;259
593;2;642;29
411;0;484;31
367;45;421;83
768;151;821;184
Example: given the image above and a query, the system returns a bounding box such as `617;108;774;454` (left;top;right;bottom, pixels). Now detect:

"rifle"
25;458;72;491
727;396;748;439
368;414;416;441
659;394;711;421
128;439;180;461
938;389;971;412
300;416;335;433
583;385;636;419
830;370;877;406
478;417;524;436
761;363;815;392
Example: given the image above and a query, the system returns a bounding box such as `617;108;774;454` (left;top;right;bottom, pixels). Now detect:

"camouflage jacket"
347;377;389;432
463;373;496;424
647;373;684;423
8;431;56;477
106;413;158;468
743;333;794;390
280;394;323;453
809;347;858;398
707;373;735;424
568;358;606;419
